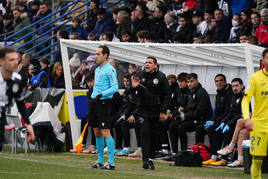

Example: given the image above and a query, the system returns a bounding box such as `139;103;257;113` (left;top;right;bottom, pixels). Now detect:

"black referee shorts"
88;99;112;129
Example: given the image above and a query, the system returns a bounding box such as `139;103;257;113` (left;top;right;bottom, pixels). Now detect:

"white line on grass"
0;156;177;179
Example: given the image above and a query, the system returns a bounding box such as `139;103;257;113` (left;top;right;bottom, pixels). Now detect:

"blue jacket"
224;0;252;15
69;26;86;40
30;71;51;88
91;63;118;100
90;13;114;40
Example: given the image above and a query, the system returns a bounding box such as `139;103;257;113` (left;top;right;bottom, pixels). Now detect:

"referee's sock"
96;137;105;165
105;136;115;166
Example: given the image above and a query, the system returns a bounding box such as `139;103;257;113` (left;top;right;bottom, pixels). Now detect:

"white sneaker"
228;160;243;167
217;146;234;155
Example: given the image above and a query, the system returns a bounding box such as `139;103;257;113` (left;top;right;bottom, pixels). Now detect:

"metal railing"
4;0;123;61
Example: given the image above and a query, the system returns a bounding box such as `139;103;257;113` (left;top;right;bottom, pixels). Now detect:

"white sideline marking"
0;156;177;178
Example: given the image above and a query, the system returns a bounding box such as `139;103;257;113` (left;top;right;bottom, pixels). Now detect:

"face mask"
232;19;239;27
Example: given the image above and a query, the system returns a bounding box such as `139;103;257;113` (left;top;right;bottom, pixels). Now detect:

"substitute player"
242;48;268;179
89;45;118;170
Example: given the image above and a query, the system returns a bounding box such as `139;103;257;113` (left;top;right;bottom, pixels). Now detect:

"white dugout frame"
60;40;264;149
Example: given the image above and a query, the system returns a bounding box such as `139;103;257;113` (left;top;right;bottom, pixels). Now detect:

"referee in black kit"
130;56;171;169
0;47;35;152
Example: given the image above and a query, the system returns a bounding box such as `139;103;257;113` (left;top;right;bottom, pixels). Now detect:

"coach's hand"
132;77;140;88
91;93;102;104
128;115;135;123
245;118;254;131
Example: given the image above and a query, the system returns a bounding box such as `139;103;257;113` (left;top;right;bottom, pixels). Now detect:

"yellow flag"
75;123;88;154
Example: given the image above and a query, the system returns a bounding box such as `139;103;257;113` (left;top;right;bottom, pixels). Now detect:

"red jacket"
254;24;268;47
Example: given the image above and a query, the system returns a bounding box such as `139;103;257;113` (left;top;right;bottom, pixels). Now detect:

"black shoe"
100;162;115;170
148;159;155;170
143;161;150;169
163;154;175;161
143;159;155;170
91;162;103;169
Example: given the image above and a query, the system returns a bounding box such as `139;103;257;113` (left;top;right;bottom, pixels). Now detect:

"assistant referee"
89;45;118;170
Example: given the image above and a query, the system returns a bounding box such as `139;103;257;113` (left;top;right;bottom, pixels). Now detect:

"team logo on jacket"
142;78;145;82
153;78;159;84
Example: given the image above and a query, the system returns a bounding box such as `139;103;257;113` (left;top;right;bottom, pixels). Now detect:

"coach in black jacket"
130;57;171;169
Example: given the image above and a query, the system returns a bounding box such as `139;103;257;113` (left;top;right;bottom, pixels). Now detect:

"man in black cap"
89;8;114;40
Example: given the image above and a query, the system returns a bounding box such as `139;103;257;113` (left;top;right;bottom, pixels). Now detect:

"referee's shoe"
91;162;103;169
100;162;115;170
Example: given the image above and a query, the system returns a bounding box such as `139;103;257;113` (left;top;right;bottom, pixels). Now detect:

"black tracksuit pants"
141;115;161;161
169;120;196;152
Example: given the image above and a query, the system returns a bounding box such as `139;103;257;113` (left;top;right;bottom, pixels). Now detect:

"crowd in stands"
0;0;267;46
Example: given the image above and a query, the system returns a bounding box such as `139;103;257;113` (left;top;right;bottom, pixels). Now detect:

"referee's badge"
153;78;159;84
102;122;105;127
142;78;145;82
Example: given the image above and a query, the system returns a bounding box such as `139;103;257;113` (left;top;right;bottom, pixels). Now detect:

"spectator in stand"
224;0;252;17
99;32;114;41
115;9;132;40
176;14;195;43
201;10;213;36
33;2;51;54
192;11;204;35
193;32;203;43
55;29;69;62
121;30;132;42
39;58;50;75
228;14;240;43
172;32;186;43
12;8;33;44
75;55;97;89
136;30;150;43
33;2;51;35
128;64;137;75
255;8;268;47
247;35;258;45
85;0;99;35
18;53;31;88
27;63;51;90
251;12;261;35
51;62;65;88
208;8;231;43
149;4;167;42
239;30;250;43
236;8;253;42
28;0;40;22
0;13;13;41
89;8;114;41
164;11;178;42
16;2;29;14
132;3;151;42
69;18;85;40
109;58;125;89
202;74;233;166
